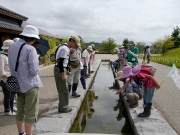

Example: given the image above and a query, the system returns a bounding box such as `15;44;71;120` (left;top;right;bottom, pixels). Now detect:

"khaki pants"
54;66;69;110
126;93;140;105
16;87;39;123
67;67;80;85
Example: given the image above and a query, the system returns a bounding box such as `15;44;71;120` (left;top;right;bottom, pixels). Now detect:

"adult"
81;46;92;78
13;37;20;42
32;41;41;65
8;25;43;135
0;39;16;115
118;45;126;71
54;36;81;113
67;41;82;98
145;45;151;63
127;41;139;67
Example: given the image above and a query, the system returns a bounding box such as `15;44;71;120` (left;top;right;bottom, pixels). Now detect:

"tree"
171;26;180;48
135;42;146;54
122;38;129;49
99;37;117;54
152;36;174;54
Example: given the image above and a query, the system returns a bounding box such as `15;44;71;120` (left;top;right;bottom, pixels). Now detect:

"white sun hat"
1;39;14;50
20;25;40;39
13;38;20;42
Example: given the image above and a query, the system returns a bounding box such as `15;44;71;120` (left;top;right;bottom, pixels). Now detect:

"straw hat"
1;39;14;50
115;71;122;80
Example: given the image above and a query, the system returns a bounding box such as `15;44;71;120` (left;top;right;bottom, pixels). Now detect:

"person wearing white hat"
8;25;43;135
13;38;20;42
0;39;16;116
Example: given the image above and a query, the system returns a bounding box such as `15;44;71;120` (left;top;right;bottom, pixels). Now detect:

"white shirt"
56;43;70;67
0;52;10;83
81;49;90;66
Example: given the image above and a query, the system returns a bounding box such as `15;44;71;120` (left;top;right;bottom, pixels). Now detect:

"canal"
69;62;133;135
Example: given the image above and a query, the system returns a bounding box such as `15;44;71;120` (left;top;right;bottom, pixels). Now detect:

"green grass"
141;48;180;68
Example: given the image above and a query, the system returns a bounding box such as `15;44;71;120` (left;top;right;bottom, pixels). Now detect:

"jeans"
80;69;86;89
10;92;15;112
143;86;155;103
1;80;10;112
147;55;150;63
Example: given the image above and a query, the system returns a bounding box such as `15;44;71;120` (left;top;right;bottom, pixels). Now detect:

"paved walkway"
0;54;180;135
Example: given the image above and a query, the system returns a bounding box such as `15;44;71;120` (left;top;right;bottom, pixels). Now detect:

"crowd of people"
0;25;98;135
0;24;156;135
113;41;160;118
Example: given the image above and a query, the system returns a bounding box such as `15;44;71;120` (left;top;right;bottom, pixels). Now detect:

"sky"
1;0;180;45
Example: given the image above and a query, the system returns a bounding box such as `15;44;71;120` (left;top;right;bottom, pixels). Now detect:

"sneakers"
14;100;17;104
4;111;16;116
13;107;17;112
58;107;72;113
72;93;80;97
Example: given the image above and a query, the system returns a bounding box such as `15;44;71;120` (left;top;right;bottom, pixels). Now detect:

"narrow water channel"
70;62;133;135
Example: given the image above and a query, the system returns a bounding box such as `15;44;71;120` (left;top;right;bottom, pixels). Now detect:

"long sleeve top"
8;39;43;93
0;52;10;83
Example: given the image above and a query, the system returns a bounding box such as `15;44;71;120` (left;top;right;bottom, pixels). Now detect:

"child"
116;65;160;117
113;60;119;72
116;66;142;108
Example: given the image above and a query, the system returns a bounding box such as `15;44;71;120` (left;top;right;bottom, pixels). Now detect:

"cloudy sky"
1;0;180;44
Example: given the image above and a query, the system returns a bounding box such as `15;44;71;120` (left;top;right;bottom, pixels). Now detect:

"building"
0;5;28;49
0;5;59;50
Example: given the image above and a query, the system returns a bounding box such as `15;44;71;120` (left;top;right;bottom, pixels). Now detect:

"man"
81;46;93;78
8;25;43;135
54;36;81;113
127;41;139;67
67;40;81;98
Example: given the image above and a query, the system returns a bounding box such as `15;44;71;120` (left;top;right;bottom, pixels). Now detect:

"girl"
116;64;160;117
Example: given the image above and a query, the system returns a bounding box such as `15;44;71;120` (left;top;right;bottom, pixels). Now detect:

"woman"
0;39;16;115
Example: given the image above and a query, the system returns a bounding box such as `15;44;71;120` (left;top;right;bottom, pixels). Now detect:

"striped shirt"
8;39;43;93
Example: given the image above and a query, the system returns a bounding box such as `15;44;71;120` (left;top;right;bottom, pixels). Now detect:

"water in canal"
69;62;133;135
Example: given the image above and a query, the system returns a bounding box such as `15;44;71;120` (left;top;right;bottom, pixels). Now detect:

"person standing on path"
8;25;43;135
145;45;151;63
0;39;17;116
54;36;81;113
67;37;82;98
127;41;139;67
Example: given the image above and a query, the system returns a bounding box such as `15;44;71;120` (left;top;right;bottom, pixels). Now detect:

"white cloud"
1;0;180;44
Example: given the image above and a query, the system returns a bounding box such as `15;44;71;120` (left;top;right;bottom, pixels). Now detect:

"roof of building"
0;5;28;21
0;21;22;31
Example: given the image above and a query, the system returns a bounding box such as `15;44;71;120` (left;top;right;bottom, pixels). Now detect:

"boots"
72;83;80;97
68;85;71;93
138;103;152;118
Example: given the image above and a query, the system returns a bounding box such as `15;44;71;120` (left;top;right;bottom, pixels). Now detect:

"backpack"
134;64;156;88
50;44;68;62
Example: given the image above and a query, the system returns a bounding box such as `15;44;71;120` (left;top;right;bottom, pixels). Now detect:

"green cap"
128;41;135;45
70;36;81;47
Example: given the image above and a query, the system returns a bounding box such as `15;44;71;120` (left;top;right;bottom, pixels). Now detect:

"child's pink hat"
132;66;141;76
120;66;133;78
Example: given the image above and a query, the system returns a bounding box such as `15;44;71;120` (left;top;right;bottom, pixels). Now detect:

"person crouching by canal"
54;36;81;113
67;36;82;98
115;66;142;108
